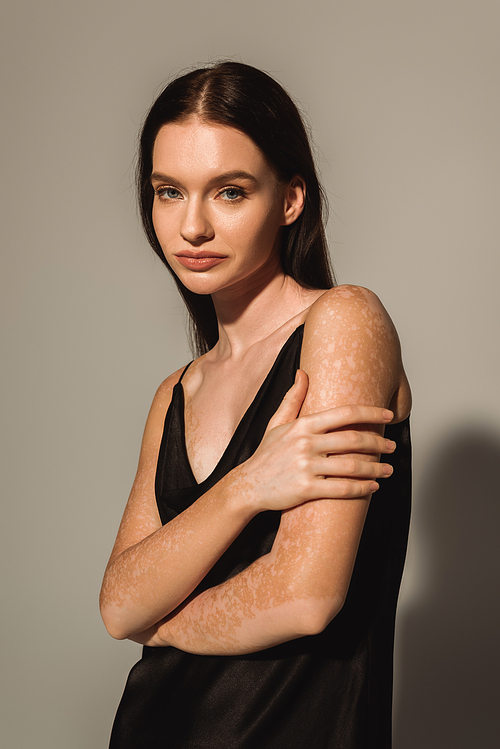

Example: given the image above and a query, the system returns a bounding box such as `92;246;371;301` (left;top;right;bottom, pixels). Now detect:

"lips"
176;250;226;259
175;252;227;271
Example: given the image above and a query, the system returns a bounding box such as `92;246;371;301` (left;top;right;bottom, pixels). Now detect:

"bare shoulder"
142;365;189;449
124;363;191;498
301;285;411;421
304;284;397;337
151;365;188;413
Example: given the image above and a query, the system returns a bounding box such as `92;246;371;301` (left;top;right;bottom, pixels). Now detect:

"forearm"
132;494;369;655
132;544;343;655
100;466;258;639
131;556;310;654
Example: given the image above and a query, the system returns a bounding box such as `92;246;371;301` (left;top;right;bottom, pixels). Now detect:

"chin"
174;271;227;296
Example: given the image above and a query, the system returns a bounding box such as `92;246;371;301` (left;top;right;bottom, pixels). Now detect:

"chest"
182;360;272;484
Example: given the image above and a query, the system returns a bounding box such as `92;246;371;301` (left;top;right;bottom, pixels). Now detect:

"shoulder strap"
178;361;193;383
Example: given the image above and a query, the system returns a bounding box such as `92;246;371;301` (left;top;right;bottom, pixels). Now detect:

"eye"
218;186;244;202
155;186;182;201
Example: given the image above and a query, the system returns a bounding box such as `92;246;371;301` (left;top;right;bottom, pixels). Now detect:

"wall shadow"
394;425;500;748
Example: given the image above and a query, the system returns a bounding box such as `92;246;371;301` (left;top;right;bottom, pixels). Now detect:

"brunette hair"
137;61;335;355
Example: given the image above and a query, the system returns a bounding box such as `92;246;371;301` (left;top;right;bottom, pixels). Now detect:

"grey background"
1;1;499;747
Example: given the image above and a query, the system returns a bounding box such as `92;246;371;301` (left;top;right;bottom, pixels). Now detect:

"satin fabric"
109;324;411;748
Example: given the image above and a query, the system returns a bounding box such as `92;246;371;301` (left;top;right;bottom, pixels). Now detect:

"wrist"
222;462;262;521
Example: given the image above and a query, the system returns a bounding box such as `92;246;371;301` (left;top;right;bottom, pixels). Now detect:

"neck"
211;264;321;360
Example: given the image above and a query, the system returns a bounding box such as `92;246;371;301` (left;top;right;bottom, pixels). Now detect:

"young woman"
100;62;412;748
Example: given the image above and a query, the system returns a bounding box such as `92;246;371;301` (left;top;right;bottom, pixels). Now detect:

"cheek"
151;206;172;246
151;205;160;236
223;204;283;248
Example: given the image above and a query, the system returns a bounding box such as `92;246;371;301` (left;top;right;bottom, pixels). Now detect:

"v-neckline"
178;324;305;487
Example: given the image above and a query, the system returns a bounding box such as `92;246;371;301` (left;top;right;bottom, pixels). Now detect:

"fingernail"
383;410;393;421
385;439;396;451
370;482;380;492
383;464;393;476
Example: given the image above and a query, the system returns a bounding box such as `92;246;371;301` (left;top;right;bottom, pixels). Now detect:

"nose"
180;197;214;244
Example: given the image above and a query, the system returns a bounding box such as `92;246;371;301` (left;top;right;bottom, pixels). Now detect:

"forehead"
152;118;272;177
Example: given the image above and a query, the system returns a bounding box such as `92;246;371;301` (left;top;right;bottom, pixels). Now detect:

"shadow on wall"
394;425;500;749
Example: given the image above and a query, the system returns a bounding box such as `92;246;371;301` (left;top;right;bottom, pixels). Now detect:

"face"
150;118;304;299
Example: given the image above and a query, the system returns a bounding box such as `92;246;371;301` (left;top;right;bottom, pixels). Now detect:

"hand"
244;369;396;513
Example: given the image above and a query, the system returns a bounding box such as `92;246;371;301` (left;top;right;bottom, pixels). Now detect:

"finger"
307;478;380;500
315;431;396;456
266;369;309;432
313;456;394;480
304;405;394;434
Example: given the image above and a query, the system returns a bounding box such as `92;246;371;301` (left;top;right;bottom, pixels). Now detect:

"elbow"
102;617;129;641
99;593;130;641
295;593;346;637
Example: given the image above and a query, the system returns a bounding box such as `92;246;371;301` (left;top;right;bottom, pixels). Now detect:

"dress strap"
178;361;193;383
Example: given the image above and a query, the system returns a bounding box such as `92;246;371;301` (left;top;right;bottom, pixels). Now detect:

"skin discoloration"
124;288;410;654
301;286;406;419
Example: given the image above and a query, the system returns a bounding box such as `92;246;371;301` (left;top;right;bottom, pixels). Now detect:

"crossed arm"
100;286;411;655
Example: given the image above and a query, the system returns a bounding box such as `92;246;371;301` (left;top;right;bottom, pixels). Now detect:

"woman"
100;62;412;748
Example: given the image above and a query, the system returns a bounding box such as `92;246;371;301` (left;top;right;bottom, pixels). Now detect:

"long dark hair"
137;61;335;355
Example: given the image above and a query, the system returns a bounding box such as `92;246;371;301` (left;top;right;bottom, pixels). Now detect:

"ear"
282;176;306;226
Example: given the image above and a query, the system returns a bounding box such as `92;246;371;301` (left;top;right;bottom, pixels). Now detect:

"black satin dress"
109;324;411;748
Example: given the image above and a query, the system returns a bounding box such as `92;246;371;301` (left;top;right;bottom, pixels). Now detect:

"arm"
130;286;411;654
99;368;262;640
100;362;393;640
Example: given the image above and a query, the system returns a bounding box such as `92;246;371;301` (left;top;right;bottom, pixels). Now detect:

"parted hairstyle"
137;61;335;355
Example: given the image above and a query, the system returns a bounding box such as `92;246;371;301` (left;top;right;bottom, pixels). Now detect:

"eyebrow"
150;170;258;187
